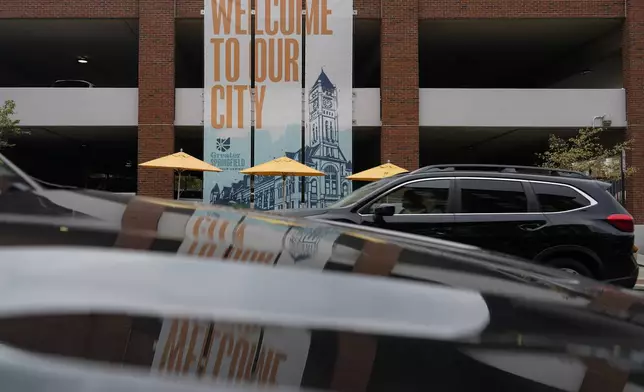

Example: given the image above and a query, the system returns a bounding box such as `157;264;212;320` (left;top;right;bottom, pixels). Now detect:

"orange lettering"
225;38;240;82
234;85;248;129
264;0;278;35
234;0;247;34
306;0;332;35
268;352;287;383
198;243;218;257
268;38;284;82
225;85;234;128
255;85;266;128
212;0;233;34
219;219;230;240
280;0;299;35
207;218;218;240
192;216;205;238
228;338;251;380
285;38;299;82
255;348;274;383
243;342;258;380
212;331;234;377
305;0;319;35
255;39;267;83
182;323;205;373
233;222;246;247
211;85;225;129
159;320;189;373
321;0;332;34
254;251;275;264
210;38;224;82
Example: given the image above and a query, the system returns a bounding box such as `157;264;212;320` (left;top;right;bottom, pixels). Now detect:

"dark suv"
282;164;639;287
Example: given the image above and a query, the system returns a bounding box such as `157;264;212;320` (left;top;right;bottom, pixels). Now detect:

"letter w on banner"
204;0;252;208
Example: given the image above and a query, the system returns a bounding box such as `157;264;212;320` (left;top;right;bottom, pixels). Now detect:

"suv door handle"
518;223;546;232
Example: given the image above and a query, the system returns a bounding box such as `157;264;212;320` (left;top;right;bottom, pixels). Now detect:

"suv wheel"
546;258;593;278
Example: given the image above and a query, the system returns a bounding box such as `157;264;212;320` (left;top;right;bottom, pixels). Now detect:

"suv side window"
366;179;451;215
531;182;590;212
459;179;527;214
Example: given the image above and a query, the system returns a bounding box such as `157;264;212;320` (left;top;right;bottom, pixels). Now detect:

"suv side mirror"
374;204;395;218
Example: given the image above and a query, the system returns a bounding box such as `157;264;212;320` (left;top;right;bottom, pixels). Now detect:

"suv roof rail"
412;164;593;179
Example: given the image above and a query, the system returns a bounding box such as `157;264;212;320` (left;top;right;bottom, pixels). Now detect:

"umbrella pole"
177;170;182;200
283;175;287;209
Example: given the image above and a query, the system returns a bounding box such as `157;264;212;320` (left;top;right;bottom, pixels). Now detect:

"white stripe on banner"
304;0;353;209
203;0;252;208
252;0;304;211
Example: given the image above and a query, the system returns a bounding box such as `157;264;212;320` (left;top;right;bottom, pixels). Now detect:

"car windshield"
0;156;32;190
328;174;402;208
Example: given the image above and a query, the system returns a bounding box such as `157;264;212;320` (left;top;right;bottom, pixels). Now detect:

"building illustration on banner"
209;69;352;210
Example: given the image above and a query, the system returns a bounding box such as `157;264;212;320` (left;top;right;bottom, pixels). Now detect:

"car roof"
391;169;604;189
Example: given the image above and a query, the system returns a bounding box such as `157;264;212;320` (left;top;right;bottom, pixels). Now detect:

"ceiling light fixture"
77;56;88;64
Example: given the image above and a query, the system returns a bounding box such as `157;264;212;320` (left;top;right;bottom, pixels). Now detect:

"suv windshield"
328;175;402;208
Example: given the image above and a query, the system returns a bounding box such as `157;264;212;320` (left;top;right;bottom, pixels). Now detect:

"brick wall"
418;0;625;18
624;0;644;222
381;0;419;170
3;0;638;200
175;0;381;18
137;0;175;199
0;0;138;18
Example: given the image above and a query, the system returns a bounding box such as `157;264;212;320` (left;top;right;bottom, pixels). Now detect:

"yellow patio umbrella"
240;156;324;209
139;149;222;200
346;161;408;182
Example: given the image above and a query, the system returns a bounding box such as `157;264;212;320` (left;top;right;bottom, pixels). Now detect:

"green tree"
175;174;203;191
536;127;635;181
0;100;25;149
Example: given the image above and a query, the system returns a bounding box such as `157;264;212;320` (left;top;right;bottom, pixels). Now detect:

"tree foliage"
536;127;635;181
175;174;203;191
0;100;25;149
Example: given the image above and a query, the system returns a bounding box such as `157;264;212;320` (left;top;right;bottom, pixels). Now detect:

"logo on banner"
216;137;231;152
284;227;329;262
210;137;247;172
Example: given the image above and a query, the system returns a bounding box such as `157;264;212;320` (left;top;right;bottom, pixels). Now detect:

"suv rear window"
459;179;528;214
531;182;590;212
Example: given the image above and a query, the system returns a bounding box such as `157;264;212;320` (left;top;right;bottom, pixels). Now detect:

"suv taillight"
607;214;634;233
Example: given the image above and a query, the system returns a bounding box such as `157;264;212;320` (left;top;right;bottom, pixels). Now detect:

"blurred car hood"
1;186;644;327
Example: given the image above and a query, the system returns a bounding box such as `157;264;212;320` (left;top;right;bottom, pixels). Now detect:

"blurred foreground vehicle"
0;247;644;392
282;164;639;287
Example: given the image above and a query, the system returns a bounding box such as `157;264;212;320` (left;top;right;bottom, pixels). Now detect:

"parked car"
281;164;639;287
0;244;643;392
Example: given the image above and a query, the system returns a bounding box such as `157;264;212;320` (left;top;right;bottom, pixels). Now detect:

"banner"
304;0;353;208
251;0;304;211
153;0;355;386
204;0;252;208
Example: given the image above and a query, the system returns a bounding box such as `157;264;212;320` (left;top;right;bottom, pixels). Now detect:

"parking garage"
0;16;629;193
